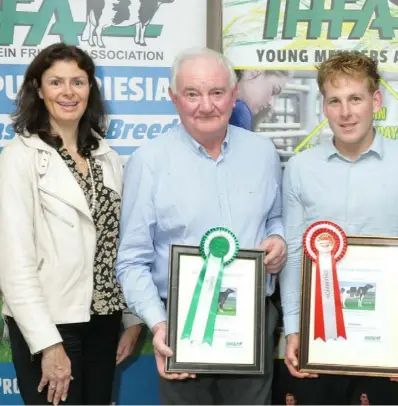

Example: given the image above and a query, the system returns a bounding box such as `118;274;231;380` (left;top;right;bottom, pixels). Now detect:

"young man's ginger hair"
317;51;380;95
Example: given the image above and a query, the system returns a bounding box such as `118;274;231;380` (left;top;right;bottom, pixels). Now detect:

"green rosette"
181;227;239;346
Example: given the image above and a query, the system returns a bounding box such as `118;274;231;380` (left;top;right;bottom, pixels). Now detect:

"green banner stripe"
180;256;209;340
202;259;225;345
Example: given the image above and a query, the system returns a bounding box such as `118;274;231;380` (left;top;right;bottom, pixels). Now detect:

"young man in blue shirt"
281;51;398;403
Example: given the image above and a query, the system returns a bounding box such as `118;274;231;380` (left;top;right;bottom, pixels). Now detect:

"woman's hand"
37;343;72;405
116;324;142;365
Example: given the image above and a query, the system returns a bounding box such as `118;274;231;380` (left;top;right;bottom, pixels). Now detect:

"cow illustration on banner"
82;0;175;48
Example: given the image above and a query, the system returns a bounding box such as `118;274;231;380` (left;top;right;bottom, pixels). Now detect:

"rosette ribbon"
181;227;239;346
303;221;347;341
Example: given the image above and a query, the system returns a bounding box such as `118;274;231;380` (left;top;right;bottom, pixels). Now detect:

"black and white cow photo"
217;288;237;316
339;282;376;311
82;0;175;48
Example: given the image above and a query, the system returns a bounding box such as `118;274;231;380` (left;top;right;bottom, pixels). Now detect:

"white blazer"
0;133;132;354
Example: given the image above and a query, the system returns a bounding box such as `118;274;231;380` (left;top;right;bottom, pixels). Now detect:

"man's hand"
259;235;287;273
116;324;143;365
285;333;318;379
38;343;73;405
152;321;195;380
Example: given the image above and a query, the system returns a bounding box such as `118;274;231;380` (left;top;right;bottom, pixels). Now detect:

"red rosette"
303;221;348;341
303;221;347;262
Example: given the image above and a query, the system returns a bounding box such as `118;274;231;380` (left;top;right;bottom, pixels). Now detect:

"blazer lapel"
21;134;93;221
92;139;121;195
94;155;120;195
38;151;93;221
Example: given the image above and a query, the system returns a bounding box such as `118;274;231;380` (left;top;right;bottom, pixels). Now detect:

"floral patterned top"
58;148;126;315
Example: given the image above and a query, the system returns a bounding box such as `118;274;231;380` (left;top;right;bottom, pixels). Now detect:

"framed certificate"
165;241;266;375
299;221;398;378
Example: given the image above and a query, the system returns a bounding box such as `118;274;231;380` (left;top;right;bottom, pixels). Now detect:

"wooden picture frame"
165;245;266;374
299;236;398;378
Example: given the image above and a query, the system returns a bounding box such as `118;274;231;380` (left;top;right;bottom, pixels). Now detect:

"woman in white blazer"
0;43;142;405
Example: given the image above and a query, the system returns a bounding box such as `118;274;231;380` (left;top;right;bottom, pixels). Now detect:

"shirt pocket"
155;173;210;233
154;174;184;232
234;178;277;222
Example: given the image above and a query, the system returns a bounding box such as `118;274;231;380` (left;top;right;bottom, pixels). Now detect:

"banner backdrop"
0;0;208;155
223;1;398;404
0;0;206;404
223;0;398;165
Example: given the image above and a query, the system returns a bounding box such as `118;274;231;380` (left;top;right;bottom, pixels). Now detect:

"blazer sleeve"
0;144;62;354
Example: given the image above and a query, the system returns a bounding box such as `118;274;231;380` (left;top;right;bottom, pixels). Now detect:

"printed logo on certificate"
299;221;398;378
165;227;266;375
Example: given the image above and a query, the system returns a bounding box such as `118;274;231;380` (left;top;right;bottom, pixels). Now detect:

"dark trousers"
7;312;122;405
159;298;279;405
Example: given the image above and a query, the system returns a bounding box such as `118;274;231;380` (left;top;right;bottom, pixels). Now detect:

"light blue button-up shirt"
280;132;398;336
116;124;284;329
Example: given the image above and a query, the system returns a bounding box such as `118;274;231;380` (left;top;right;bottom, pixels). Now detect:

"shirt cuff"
141;302;167;331
266;222;284;239
283;314;300;336
29;329;63;355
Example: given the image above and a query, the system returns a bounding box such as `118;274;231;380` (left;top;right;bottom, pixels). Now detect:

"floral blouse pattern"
58;148;126;315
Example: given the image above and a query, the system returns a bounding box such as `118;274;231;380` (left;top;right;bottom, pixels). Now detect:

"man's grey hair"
169;47;237;94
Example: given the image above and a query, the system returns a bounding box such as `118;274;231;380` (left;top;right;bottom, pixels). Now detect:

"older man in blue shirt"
280;51;398;404
116;47;287;405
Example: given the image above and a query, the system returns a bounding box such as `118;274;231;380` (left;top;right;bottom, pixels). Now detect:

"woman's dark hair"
12;42;106;156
